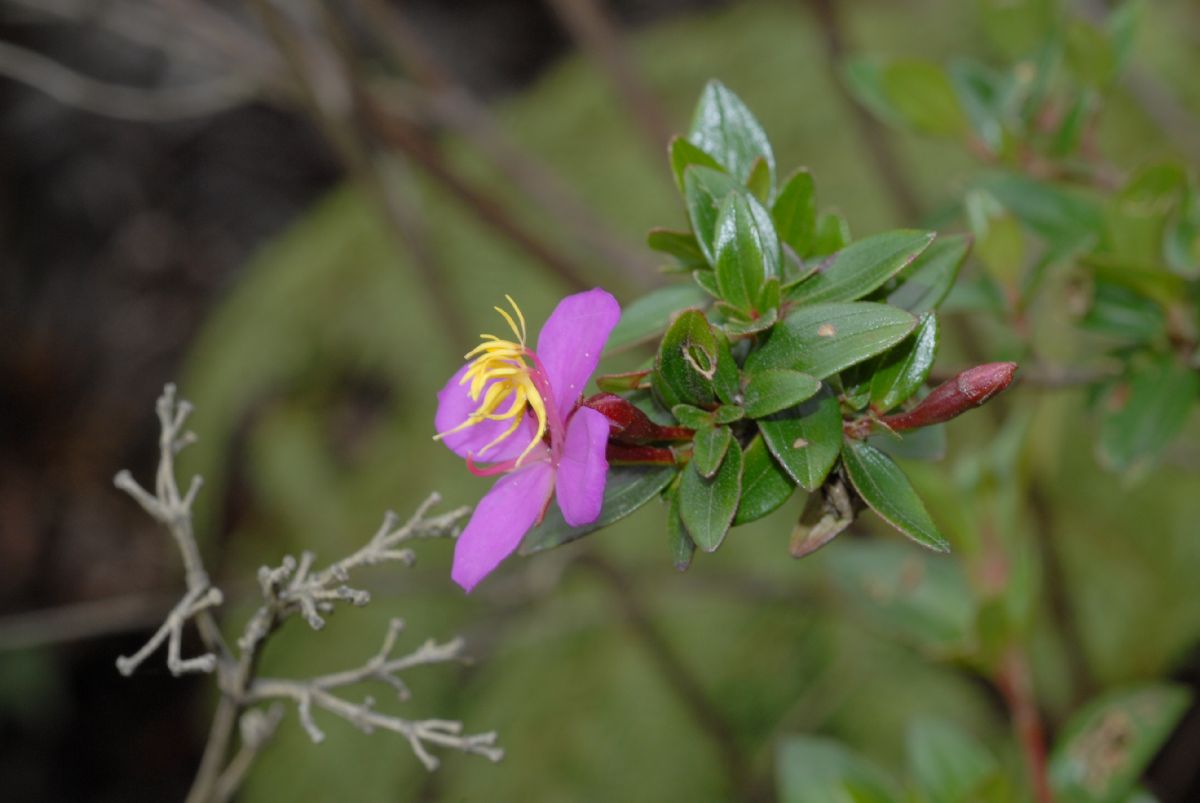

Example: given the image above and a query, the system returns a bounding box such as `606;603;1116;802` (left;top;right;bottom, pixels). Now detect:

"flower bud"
882;362;1018;432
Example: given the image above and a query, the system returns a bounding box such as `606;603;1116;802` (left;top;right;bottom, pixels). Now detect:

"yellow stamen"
434;297;547;465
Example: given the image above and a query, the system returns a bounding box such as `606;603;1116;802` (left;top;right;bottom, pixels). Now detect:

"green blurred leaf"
688;79;776;187
948;59;1007;153
869;423;947;462
742;369;822;419
734;435;796;525
746;155;772;203
1050;684;1191;803
773;169;817;257
693;424;733;478
647;227;707;268
1065;20;1117;87
1080;281;1165;343
887;233;971;314
824;539;975;653
776;736;902;803
977;171;1104;251
608;284;710;351
1083;255;1186;307
653;309;720;409
714;191;783;313
967;189;1026;291
787;230;934;305
811;211;852;256
907;719;1001;803
870;313;939;413
881;60;969;137
684;166;743;265
521;466;677;554
759;388;842;491
747;303;917;379
842;440;949;552
680;438;743;552
1098;356;1199;474
669;135;723;192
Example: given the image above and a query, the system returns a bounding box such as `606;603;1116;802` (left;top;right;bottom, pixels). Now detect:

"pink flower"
434;289;621;591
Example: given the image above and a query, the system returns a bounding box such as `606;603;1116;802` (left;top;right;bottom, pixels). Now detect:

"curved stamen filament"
434;296;548;465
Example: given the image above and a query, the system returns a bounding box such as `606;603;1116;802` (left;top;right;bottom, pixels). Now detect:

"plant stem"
996;649;1055;803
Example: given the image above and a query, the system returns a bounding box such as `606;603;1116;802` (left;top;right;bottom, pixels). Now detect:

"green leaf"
746;156;772;203
1065;20;1117;87
967;190;1026;291
688;79;775;187
714;192;782;312
720;306;778;336
1080;281;1165;343
811;211;851;256
684;166;743;265
679;437;743;552
887;233;971;314
842;440;949;552
977;171;1104;252
669;135;723;192
666;487;695;571
907;719;1000;803
843;59;904;128
607;284;709;352
870;314;939;413
714;404;744;424
787;230;935;305
520;466;677;554
646;227;707;268
870;423;947;462
734;435;795;525
1050;684;1191;803
759;388;842;491
881;60;969;137
713;330;741;405
746;303;917;379
693;268;721;298
653;310;720;409
948;59;1006;153
773;169;817;257
742;369;822;419
1098;356;1199;474
692;425;732;478
671;403;712;430
776;737;901;803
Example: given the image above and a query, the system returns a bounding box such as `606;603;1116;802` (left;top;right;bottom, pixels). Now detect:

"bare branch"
0;39;255;122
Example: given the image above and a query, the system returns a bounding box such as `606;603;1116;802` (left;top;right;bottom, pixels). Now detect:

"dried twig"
114;385;500;803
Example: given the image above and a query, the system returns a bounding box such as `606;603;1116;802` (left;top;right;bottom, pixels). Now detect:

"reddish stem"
996;649;1055;803
606;443;676;465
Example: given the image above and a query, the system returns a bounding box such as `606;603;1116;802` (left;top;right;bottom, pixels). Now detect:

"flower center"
434;296;549;466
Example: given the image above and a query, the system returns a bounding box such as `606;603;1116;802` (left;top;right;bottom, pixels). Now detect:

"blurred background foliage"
2;0;1200;801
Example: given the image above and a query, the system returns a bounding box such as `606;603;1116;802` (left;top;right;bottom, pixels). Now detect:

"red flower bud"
882;362;1018;432
583;393;693;443
606;443;677;465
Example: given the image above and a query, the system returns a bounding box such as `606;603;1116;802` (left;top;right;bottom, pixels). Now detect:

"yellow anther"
434;297;547;465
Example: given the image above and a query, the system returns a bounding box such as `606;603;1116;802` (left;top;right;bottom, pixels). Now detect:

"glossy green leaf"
881;60;969;137
721;307;778;336
692;425;732;478
687;79;775;187
742;369;822;419
734;435;795;525
671;403;712;430
870;313;939;412
607;284;709;351
887;233;971;314
646;228;707;268
714;192;782;312
776;737;901;803
1050;684;1191;802
810;211;851;256
684;166;742;265
680;437;743;552
714;404;744;424
520;466;677;554
669;135;723;192
1098;356;1199;474
759;388;842;491
773;169;817;257
693;268;720;298
653;310;719;409
712;330;741;405
907;719;1000;803
666;487;695;571
746;303;917;379
787;230;934;305
842;440;949;552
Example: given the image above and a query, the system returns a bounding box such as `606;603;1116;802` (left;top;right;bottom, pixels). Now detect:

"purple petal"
554;406;610;526
435;363;542;463
535;288;621;420
452;461;555;592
